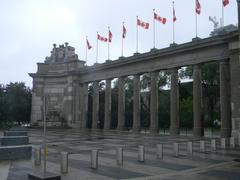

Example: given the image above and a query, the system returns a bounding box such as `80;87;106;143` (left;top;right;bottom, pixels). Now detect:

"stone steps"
0;126;32;161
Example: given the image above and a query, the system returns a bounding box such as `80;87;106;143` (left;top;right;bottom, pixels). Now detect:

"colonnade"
78;60;232;137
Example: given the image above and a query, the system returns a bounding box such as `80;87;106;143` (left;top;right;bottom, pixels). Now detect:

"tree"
0;82;31;128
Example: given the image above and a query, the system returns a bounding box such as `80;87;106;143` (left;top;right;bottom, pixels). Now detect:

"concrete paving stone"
3;129;240;180
200;170;240;180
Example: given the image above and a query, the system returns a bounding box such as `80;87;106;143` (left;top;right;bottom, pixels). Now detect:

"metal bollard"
156;144;163;159
34;146;41;166
91;150;98;169
230;137;235;148
61;152;68;174
211;139;216;152
200;140;205;153
221;138;226;150
187;142;193;155
138;145;145;162
173;143;179;157
116;147;123;166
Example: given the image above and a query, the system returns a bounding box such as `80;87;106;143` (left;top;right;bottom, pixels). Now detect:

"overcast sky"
0;0;237;87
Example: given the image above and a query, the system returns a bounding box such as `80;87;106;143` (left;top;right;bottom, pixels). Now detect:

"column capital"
150;71;159;77
193;64;202;69
220;59;230;65
170;68;178;74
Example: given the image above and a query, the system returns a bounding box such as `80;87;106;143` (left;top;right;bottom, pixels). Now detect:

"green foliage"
0;82;31;129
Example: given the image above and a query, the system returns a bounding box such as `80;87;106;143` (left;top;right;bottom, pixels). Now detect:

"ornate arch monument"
29;3;240;138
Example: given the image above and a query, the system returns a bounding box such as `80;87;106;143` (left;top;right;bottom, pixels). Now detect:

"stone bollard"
200;140;205;153
230;137;235;148
221;138;226;150
211;139;216;152
156;144;163;159
173;143;179;157
34;146;41;166
187;142;193;155
138;145;145;162
61;152;68;174
91;150;98;169
116;147;123;166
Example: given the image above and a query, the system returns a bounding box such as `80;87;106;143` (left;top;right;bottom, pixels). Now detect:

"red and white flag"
122;25;127;39
86;39;92;50
173;6;177;22
196;0;201;15
223;0;229;7
137;18;150;29
108;30;112;43
154;13;167;24
97;34;108;42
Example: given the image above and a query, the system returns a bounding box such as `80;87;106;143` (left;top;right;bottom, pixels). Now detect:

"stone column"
150;71;159;133
80;83;88;128
170;68;179;135
117;77;125;130
74;82;80;128
193;64;203;136
92;81;99;129
104;79;112;130
132;74;141;132
220;60;231;137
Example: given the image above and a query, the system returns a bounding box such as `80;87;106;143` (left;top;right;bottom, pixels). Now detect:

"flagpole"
121;22;124;57
173;1;175;44
222;1;224;27
85;36;88;61
108;27;110;60
136;16;138;53
195;0;198;38
153;9;156;48
96;32;98;63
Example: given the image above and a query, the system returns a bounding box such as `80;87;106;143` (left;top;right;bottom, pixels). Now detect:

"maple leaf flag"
154;12;167;24
196;0;201;15
97;34;108;42
86;39;92;50
173;6;177;22
223;0;229;7
137;18;150;29
108;30;113;43
122;25;127;39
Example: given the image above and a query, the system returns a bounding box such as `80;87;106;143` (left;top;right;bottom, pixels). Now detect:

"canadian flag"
108;30;113;43
122;25;127;39
137;18;150;29
86;39;92;50
173;6;177;22
223;0;229;7
196;0;201;15
97;34;108;42
154;12;167;24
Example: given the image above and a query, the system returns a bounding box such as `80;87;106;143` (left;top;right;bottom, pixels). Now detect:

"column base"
221;128;231;138
150;128;159;134
193;127;204;137
132;128;141;133
170;128;180;135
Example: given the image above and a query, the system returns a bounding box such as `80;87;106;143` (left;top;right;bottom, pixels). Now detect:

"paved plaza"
1;129;240;180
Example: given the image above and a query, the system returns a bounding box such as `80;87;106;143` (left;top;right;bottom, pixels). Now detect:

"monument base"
28;172;61;180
